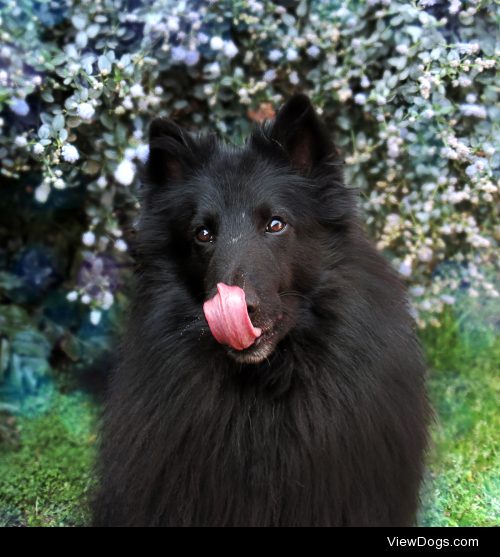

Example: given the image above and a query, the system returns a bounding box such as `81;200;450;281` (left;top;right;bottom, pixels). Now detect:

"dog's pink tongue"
203;283;262;350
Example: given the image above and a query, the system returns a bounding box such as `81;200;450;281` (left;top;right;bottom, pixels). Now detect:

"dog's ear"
268;94;336;176
146;118;194;186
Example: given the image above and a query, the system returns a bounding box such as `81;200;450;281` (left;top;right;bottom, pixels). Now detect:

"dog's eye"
196;228;213;243
266;218;286;234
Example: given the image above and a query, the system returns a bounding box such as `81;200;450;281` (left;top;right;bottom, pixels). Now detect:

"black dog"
93;94;430;527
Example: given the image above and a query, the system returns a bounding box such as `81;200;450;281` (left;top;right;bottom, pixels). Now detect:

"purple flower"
184;50;200;66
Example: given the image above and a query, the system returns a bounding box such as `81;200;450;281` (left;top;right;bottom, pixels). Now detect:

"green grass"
0;392;98;527
1;307;499;526
418;307;500;526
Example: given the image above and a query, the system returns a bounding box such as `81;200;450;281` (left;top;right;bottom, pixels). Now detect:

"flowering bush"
1;0;500;387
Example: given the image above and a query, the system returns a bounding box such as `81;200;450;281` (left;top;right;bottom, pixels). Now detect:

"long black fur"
93;94;430;527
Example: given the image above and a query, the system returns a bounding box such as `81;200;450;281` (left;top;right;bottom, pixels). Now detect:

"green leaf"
388;57;407;71
72;15;87;30
488;106;500;122
52;54;67;66
281;13;296;27
76;31;88;48
100;111;114;130
38;125;51;139
52;114;65;131
59;129;68;142
61;335;80;362
41;90;55;103
86;24;100;38
296;0;307;17
98;55;112;73
0;271;24;291
430;47;442;60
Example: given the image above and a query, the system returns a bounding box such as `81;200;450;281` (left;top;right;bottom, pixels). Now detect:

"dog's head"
141;94;353;364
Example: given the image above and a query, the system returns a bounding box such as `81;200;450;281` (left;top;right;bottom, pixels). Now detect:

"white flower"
338;88;352;102
82;231;95;246
422;109;434;119
449;0;461;14
77;102;95;119
411;286;425;297
286;48;298;61
115;239;128;252
130;83;144;98
307;45;320;58
399;259;412;277
361;76;370;88
81;294;91;305
396;44;409;56
167;16;180;32
351;39;361;51
154;86;163;96
421;0;436;6
102;291;114;310
11;98;29;116
289;71;299;85
354;93;367;105
455;42;478;55
53;178;66;189
460;104;487;118
67;291;78;302
14;136;27;147
61;144;79;162
122;96;133;110
124;148;136;160
198;32;209;44
223;40;238;58
458;76;472;87
417;246;433;262
33;143;44;154
206;62;221;77
97;176;107;188
136;144;150;163
269;49;282;61
114;159;136;185
263;69;277;82
90;310;102;326
465;94;477;104
187;11;199;22
376;95;387;106
34;183;51;203
210;36;224;50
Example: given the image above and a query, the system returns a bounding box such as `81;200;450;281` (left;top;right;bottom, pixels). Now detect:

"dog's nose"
244;288;260;316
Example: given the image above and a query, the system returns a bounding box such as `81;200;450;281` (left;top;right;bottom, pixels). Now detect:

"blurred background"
1;0;499;526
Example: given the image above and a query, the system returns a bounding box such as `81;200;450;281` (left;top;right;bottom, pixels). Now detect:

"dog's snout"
245;289;260;316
